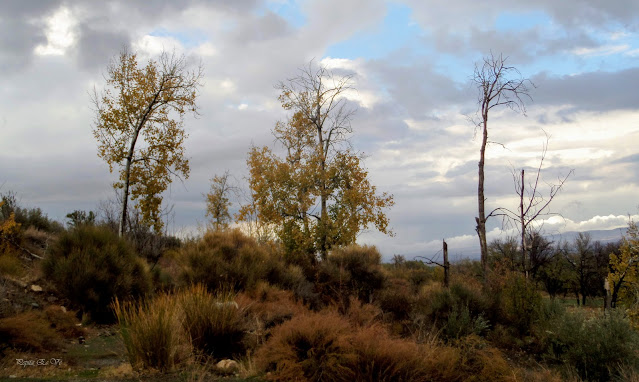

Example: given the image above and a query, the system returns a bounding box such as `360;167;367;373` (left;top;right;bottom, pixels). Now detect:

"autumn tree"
92;49;202;236
471;52;532;276
205;171;238;231
608;220;639;308
240;62;394;262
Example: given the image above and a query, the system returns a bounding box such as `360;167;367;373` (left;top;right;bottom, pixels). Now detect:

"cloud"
532;68;639;112
571;44;630;57
1;0;638;261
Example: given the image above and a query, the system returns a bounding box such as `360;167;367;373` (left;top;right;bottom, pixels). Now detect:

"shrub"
349;325;436;382
1;192;63;233
377;278;415;321
256;311;355;382
0;310;63;353
413;282;490;341
179;284;246;359
450;335;513;382
239;282;307;330
0;253;23;277
42;225;151;322
113;294;190;371
326;245;385;302
43;305;85;339
498;273;543;335
545;310;639;381
178;229;303;293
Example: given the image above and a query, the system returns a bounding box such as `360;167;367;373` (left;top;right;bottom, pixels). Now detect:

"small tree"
564;233;598;306
240;62;394;262
92;49;202;236
471;52;532;276
608;220;639;308
490;134;572;278
205;171;238;231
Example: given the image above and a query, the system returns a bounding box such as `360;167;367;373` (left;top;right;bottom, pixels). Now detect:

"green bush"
499;273;543;335
545;310;639;381
178;229;303;293
315;245;385;311
377;278;415;321
42;225;151;322
1;192;63;233
414;282;491;341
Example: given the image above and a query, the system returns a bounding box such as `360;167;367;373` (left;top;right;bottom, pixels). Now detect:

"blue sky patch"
324;3;423;60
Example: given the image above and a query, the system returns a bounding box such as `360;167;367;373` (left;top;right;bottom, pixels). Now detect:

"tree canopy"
92;49;202;235
239;62;394;262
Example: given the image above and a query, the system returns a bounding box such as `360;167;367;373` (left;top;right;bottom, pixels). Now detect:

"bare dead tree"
417;239;450;288
489;133;573;278
471;52;533;277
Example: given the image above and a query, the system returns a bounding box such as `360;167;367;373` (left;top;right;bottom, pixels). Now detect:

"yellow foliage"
0;201;21;255
205;171;234;231
239;63;394;260
608;220;639;323
92;50;202;233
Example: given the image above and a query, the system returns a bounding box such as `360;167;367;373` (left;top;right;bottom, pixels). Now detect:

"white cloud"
34;6;77;56
571;44;629;56
132;35;184;58
625;48;639;57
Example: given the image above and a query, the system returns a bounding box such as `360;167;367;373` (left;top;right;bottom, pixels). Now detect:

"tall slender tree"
471;52;532;276
92;49;202;236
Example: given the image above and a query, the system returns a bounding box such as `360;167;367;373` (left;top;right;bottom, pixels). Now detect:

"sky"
1;0;638;261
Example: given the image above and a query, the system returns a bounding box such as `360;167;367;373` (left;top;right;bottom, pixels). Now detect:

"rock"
31;302;39;308
60;306;67;313
216;359;239;373
30;285;43;292
47;296;58;302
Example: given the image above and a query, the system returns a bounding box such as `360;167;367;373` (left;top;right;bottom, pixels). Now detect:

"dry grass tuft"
113;294;191;371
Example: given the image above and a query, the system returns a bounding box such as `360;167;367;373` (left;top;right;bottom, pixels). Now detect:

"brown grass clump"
0;310;63;352
0;253;24;277
179;284;246;359
255;308;516;382
43;305;85;339
113;294;190;371
239;282;307;328
448;335;513;382
256;311;355;382
349;325;436;382
345;297;382;328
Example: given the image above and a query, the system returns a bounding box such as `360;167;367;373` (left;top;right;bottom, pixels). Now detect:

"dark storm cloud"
365;59;466;119
231;11;292;43
74;24;131;70
532;68;639;113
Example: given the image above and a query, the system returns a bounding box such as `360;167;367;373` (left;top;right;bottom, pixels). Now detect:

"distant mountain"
440;227;629;262
544;228;627;245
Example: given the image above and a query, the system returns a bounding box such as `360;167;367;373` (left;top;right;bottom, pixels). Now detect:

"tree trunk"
443;239;450;288
477;118;489;277
119;125;144;237
118;159;131;237
520;169;527;278
317;117;328;261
